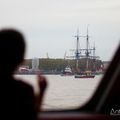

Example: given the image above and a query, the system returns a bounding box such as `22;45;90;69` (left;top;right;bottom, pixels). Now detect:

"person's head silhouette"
0;29;26;75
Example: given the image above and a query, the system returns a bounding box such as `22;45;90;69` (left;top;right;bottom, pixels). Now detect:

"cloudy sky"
0;0;120;61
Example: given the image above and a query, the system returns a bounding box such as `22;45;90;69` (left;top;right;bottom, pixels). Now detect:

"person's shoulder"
12;78;34;93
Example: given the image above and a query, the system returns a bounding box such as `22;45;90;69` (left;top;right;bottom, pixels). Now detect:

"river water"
14;74;103;111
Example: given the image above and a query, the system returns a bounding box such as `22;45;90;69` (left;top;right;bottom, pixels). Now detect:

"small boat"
61;66;73;76
16;67;30;74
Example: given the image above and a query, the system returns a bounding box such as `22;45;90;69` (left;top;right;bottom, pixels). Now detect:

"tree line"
23;58;103;72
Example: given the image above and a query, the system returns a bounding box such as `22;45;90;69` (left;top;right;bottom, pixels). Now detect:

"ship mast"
85;26;99;71
86;26;89;70
74;28;80;69
68;26;99;73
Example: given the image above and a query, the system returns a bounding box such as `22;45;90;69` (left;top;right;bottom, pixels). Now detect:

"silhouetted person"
0;29;47;120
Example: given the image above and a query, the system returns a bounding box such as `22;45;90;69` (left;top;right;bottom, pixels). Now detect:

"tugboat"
61;66;73;76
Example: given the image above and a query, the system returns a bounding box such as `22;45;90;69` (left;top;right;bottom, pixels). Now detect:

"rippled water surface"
15;74;103;111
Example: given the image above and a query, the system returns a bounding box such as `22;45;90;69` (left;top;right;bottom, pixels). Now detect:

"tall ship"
69;26;100;78
75;27;100;78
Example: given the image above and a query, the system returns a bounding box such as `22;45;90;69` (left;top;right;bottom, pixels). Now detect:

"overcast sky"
0;0;120;61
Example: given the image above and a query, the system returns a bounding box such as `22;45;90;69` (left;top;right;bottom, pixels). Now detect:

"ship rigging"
70;26;100;78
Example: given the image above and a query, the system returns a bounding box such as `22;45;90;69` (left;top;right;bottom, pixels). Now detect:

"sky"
0;0;120;61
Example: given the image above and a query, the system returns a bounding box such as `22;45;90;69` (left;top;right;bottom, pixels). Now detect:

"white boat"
61;66;73;76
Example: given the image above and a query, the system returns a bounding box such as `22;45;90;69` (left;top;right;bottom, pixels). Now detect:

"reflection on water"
14;74;102;111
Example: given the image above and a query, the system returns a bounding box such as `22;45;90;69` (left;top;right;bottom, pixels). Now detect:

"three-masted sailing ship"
73;27;99;78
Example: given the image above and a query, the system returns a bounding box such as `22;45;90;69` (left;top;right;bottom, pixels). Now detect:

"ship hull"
75;75;95;78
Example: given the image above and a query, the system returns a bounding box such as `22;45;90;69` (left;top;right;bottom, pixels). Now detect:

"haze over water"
15;74;102;111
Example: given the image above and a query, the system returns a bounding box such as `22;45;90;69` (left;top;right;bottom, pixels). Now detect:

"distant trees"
23;58;103;72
